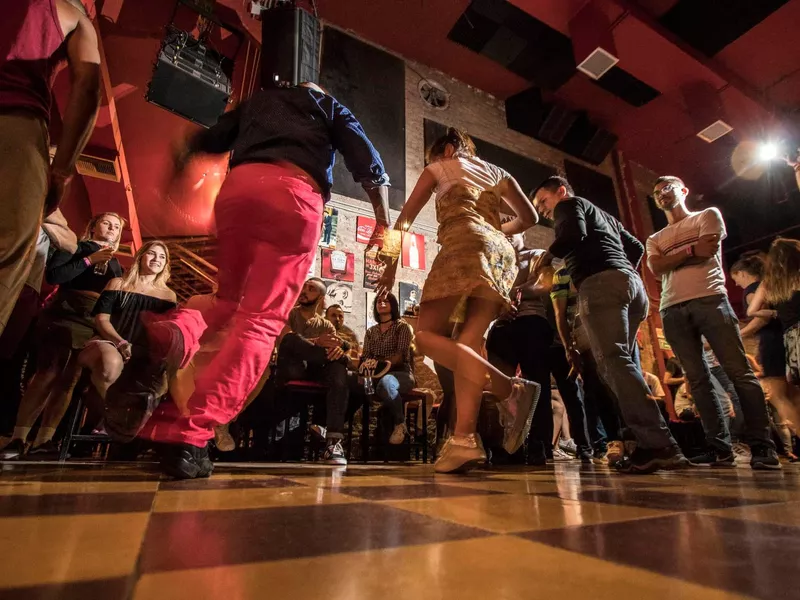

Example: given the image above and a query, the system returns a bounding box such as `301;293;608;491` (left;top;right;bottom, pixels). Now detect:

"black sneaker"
323;440;347;465
0;439;27;460
28;440;61;456
615;446;690;474
689;450;735;467
160;443;214;479
578;450;594;464
525;443;547;467
750;446;781;471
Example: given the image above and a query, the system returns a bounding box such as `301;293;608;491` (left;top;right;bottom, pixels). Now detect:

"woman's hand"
87;246;115;265
376;260;397;297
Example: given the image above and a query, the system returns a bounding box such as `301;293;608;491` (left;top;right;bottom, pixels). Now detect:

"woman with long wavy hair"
0;212;124;459
746;238;800;430
79;241;177;400
377;128;540;473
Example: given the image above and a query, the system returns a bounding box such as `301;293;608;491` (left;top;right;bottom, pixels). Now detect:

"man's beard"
298;298;317;307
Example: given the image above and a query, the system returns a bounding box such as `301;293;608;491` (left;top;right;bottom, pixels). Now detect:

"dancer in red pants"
142;83;390;478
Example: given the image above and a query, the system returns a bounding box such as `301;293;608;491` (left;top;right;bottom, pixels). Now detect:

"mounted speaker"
146;28;233;128
561;113;617;165
505;87;576;145
261;6;320;87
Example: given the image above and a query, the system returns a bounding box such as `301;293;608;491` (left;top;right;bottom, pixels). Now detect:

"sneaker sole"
434;457;485;474
617;456;690;474
502;382;541;455
751;461;782;471
160;457;202;480
324;459;348;466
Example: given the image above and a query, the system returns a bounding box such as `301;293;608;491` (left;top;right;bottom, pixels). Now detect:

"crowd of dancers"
2;0;799;479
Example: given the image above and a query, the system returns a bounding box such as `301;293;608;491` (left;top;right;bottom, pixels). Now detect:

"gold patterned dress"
422;183;517;308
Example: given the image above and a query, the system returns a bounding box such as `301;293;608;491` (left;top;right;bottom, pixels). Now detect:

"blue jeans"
579;269;677;450
375;371;416;426
661;294;773;452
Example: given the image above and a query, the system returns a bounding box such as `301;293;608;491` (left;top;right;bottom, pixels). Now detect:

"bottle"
408;235;420;269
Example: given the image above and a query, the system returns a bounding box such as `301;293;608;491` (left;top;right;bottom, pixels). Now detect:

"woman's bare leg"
416;295;512;437
34;357;84;446
552;398;567;446
763;377;800;430
11;346;72;441
79;344;124;399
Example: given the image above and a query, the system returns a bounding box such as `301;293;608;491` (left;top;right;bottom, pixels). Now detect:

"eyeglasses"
654;183;680;198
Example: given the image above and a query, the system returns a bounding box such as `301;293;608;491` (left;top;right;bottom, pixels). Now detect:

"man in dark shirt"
531;176;686;474
145;83;391;478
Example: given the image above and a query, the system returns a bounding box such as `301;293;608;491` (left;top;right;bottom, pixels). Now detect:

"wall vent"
696;120;733;143
418;79;449;110
576;47;619;80
49;146;121;182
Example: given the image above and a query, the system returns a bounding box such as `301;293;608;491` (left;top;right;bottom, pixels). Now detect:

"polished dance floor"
0;460;798;599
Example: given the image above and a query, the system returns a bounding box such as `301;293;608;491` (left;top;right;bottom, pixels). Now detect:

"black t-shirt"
92;290;176;344
549;197;644;290
776;290;800;332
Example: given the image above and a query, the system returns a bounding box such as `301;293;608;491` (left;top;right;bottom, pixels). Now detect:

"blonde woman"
747;238;800;426
0;212;124;459
377;128;539;473
79;241;177;399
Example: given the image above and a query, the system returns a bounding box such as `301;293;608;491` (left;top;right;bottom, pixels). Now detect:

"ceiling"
299;0;800;194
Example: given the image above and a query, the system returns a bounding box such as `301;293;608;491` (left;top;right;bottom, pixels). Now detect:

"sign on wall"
365;291;377;329
319;206;339;248
320;249;355;282
325;281;354;313
401;232;425;270
398;282;420;316
356;216;378;245
363;248;383;290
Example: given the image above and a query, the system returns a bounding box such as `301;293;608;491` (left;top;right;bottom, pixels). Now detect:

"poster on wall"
363;249;383;290
306;250;317;278
365;291;377;330
320;249;355;282
356;216;381;246
325;280;353;313
319;207;339;248
401;232;425;270
398;282;420;316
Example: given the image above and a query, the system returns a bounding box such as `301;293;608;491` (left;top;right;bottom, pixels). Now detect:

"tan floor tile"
701;500;800;527
284;475;426;488
639;485;800;502
0;481;160;495
433;479;602;496
382;493;674;534
0;512;149;587
132;535;751;600
153;486;361;513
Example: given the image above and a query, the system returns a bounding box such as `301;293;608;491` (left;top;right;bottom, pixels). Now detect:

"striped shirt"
362;319;414;374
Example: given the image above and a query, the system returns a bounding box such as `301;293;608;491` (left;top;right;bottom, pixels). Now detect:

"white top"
425;155;509;200
644;371;665;399
25;229;51;294
646;207;727;310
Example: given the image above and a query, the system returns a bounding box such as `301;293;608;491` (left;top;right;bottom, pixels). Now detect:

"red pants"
140;163;323;447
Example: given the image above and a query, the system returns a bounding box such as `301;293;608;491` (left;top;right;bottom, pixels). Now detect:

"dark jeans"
661;294;773;452
580;350;622;444
487;315;586;458
276;333;349;439
548;345;591;454
348;370;416;426
579;269;677;450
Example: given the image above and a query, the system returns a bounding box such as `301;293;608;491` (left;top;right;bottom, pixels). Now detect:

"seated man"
325;304;361;371
276;278;353;465
351;293;415;445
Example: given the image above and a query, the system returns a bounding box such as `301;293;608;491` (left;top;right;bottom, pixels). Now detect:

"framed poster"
319;206;339;248
306;250;318;278
325;280;353;313
365;291;377;329
320;249;355;282
401;232;425;270
363;248;383;290
398;282;420;316
356;216;382;246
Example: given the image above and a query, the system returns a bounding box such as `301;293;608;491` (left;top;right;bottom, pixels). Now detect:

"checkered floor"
1;459;799;599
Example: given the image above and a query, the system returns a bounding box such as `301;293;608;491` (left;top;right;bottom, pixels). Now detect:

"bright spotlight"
759;142;779;162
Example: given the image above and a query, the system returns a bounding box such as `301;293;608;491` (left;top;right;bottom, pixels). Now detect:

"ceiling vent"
576;47;619;80
49;146;122;182
696;120;733;143
418;79;449;110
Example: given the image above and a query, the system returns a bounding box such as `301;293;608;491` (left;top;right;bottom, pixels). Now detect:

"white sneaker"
552;448;574;461
434;434;486;474
558;438;578;456
733;442;752;466
323;440;348;465
389;423;408;445
499;378;541;454
214;424;236;452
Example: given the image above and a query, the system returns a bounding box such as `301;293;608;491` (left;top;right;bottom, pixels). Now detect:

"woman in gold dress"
378;129;539;473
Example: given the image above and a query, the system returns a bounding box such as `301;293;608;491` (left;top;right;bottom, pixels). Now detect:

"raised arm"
47;0;102;214
498;177;538;235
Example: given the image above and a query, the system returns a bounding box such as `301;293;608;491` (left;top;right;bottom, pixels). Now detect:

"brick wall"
322;51;626;341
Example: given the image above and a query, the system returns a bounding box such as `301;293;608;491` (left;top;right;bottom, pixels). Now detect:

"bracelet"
83;257;92;267
685;245;695;257
116;340;129;350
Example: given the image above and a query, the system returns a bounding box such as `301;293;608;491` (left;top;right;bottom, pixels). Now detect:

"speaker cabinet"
261;6;320;87
146;31;232;128
505;87;576;145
